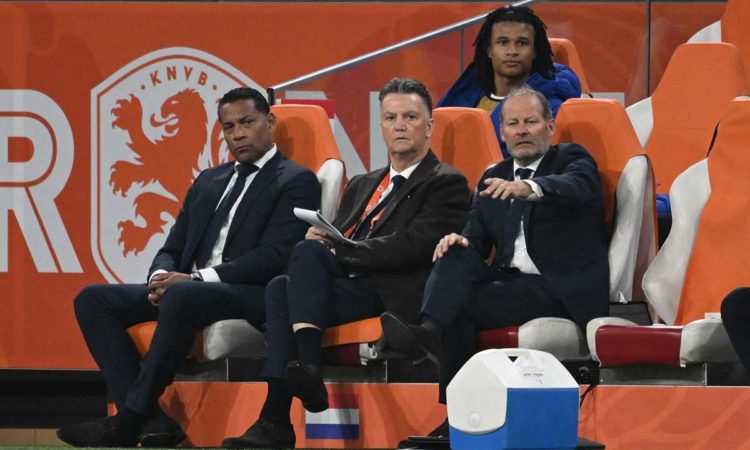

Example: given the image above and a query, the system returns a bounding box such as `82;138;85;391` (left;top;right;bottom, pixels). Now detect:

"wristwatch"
190;271;204;281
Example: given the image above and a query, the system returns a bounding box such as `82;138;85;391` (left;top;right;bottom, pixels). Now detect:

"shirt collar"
513;154;544;178
389;158;422;181
233;145;277;172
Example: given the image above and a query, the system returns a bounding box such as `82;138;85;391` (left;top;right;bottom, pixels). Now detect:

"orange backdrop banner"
0;2;722;369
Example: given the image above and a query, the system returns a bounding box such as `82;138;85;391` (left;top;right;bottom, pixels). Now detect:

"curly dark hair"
473;5;555;96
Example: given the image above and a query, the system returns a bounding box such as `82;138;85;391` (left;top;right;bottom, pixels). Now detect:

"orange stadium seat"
127;105;346;366
476;98;657;360
127;321;204;359
431;107;503;189
272;104;345;221
549;37;591;96
588;98;750;371
553;98;657;285
690;0;750;89
626;42;746;196
320;106;502;366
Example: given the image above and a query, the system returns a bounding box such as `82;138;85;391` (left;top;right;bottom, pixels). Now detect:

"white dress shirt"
509;156;544;275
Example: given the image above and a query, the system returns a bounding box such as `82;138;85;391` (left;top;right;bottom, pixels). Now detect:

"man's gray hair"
379;77;433;116
500;85;553;122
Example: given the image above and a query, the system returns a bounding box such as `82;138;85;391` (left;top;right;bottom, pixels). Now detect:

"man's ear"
266;112;277;130
547;117;555;137
426;116;434;137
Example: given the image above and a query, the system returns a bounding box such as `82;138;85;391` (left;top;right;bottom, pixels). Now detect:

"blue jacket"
437;62;581;158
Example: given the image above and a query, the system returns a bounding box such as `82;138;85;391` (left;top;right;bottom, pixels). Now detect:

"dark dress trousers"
261;150;471;378
421;143;610;401
74;151;320;414
721;287;750;370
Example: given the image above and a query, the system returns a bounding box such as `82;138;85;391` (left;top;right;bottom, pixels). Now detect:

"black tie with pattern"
194;163;258;269
500;167;533;267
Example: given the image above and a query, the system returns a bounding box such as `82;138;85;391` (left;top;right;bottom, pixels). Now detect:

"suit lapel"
188;163;234;255
225;151;283;245
532;145;558;177
494;161;514;215
371;150;439;235
521;145;557;235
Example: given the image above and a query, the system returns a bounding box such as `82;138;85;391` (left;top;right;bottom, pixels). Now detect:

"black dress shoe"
221;418;295;448
139;410;186;448
56;416;139;447
428;418;450;438
396;418;450;449
286;361;329;412
381;312;441;360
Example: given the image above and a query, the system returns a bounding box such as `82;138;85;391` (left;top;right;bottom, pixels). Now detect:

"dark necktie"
194;163;258;269
352;175;406;241
500;167;533;267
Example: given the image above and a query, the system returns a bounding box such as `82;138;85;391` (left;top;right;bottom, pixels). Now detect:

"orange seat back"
675;98;750;324
647;43;745;195
549;37;591;95
271;104;343;173
322;317;382;347
432;107;502;190
127;321;203;359
553;98;645;233
722;0;750;89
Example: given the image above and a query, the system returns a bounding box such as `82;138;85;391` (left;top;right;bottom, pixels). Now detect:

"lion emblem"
109;88;224;255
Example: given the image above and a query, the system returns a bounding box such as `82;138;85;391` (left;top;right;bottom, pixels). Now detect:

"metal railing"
267;0;541;103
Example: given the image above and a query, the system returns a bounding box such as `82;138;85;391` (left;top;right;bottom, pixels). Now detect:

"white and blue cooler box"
447;349;579;450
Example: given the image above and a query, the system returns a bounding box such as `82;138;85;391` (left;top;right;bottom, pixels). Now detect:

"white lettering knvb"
0;90;81;273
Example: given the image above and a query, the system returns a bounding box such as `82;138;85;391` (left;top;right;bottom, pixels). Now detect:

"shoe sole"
56;428;87;447
286;365;329;413
222;437;294;449
381;313;428;359
140;429;187;448
55;424;138;447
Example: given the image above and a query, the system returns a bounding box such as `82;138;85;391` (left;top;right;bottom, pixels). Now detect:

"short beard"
512;147;547;167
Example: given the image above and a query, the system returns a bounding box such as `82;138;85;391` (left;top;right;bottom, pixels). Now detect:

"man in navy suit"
382;86;609;436
57;87;321;448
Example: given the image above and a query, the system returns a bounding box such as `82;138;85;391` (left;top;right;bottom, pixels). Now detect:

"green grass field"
0;447;394;450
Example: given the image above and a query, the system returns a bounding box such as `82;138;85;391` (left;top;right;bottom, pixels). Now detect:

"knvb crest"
91;47;263;283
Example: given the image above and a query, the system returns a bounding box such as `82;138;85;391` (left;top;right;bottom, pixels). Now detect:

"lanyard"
345;173;392;238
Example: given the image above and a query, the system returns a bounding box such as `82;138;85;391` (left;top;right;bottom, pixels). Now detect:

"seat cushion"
478;326;519;350
127;321;203;359
588;318;739;367
594;324;682;367
321;317;382;347
680;318;739;364
126;319;266;361
478;318;589;361
201;319;266;361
